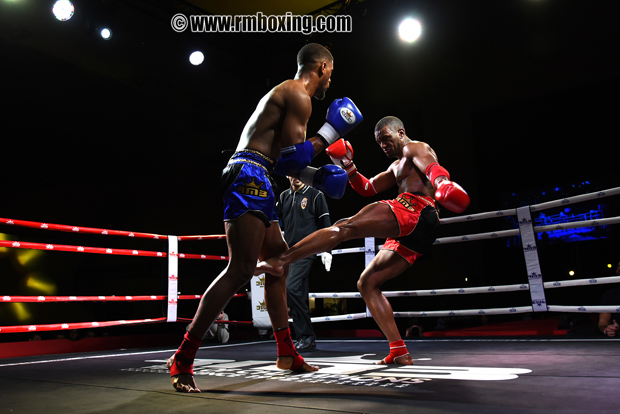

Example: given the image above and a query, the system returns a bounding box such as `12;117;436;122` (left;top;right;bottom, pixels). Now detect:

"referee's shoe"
295;335;316;352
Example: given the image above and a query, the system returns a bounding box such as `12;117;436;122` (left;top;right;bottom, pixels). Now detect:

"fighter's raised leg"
257;202;399;276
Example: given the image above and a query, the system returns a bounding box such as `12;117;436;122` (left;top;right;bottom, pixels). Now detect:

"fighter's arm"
406;142;470;213
280;85;323;153
349;167;396;195
326;139;396;196
405;142;440;181
272;86;320;177
280;90;365;159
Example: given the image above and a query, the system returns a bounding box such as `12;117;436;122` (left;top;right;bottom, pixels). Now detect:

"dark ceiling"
1;0;619;236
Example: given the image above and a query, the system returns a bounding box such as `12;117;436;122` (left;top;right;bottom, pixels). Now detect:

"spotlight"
608;264;613;269
399;18;422;43
100;27;112;40
569;270;575;276
189;51;205;66
52;0;74;21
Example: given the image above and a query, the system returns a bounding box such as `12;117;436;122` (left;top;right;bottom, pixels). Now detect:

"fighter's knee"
226;260;256;284
356;277;367;295
357;272;380;296
332;219;356;240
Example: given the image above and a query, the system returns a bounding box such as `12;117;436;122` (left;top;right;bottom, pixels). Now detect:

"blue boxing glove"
273;140;315;176
317;97;363;146
299;165;347;199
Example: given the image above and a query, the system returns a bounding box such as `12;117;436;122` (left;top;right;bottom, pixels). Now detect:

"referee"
278;176;332;352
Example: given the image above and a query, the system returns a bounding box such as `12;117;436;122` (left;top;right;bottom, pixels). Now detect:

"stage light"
608;264;613;269
399;18;422;43
15;249;43;269
26;272;57;295
569;270;575;276
0;232;9;255
189;51;204;65
11;303;32;322
100;27;112;40
52;0;74;21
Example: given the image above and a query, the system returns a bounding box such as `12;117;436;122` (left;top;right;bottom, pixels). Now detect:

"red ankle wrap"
170;331;201;377
383;340;409;364
274;327;305;371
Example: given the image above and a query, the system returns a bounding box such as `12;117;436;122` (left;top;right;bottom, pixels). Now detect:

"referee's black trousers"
286;256;316;340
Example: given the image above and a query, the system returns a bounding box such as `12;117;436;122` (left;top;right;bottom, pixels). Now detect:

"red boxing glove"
435;180;470;213
349;173;378;196
326;139;357;176
425;162;450;187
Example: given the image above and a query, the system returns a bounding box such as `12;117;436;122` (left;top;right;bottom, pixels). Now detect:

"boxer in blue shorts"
167;43;363;392
257;116;469;366
221;149;279;226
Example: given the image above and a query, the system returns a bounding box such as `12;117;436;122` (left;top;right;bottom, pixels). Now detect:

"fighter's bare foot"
255;257;285;277
167;355;201;393
276;356;319;372
376;354;414;365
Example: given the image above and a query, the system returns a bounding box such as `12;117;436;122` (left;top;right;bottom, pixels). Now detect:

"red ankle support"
274;327;305;371
170;331;201;377
383;340;409;364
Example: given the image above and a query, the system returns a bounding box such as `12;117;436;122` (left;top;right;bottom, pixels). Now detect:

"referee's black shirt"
277;185;331;247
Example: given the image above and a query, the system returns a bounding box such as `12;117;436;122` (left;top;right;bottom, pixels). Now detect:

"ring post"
167;235;179;322
251;274;271;333
517;206;547;312
365;237;376;317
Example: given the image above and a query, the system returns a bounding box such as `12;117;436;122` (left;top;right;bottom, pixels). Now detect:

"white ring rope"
535;216;620;233
309;276;620;300
530;187;620;212
434;229;520;245
544;275;620;289
440;208;518;225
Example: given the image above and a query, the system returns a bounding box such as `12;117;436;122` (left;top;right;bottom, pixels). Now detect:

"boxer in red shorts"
257;116;469;365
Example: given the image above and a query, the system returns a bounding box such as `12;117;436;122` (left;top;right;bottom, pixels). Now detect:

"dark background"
1;0;618;337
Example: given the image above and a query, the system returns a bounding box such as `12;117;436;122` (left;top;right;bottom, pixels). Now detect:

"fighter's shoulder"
272;80;310;103
403;140;432;157
387;159;400;172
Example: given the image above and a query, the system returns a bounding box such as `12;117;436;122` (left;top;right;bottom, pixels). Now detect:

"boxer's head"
297;43;333;100
374;116;406;158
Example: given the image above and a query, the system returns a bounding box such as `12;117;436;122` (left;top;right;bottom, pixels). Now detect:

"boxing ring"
1;187;619;414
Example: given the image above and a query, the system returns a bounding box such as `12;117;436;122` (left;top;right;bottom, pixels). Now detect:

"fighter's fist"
299;164;348;199
326;139;356;176
317;97;363;146
435;180;470;213
604;320;619;337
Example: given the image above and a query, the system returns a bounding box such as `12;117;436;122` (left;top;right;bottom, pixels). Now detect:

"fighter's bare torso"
236;79;312;161
387;141;436;198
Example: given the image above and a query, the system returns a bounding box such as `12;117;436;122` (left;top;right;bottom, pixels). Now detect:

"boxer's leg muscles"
357;250;414;365
169;214;265;392
261;222;318;372
259;202;400;276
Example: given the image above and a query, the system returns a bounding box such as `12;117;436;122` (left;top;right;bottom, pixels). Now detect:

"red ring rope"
0;217;249;334
1;217;226;242
0;318;167;334
0;240;229;260
0;240;165;257
1;293;247;303
177;235;226;241
1;217;166;239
